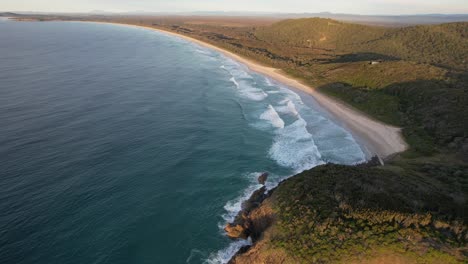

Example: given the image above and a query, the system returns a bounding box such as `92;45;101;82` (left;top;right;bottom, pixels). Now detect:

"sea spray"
259;105;285;129
204;238;252;264
276;99;299;117
269;117;324;173
229;77;240;89
221;173;264;224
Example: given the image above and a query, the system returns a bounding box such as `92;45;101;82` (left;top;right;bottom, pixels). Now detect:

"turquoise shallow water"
0;19;365;264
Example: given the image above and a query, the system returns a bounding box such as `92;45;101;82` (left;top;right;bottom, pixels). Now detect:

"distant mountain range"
1;11;468;25
0;12;22;17
283;12;468;25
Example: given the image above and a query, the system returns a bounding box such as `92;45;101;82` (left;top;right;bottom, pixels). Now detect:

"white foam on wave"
204;237;252;264
196;48;211;55
233;78;268;101
221;60;268;102
264;77;274;86
221;178;263;224
229;77;240;88
266;90;280;94
269;117;324;173
276;99;299;117
240;88;268;101
204;55;329;264
260;105;285;129
279;87;304;104
205;172;262;264
206;109;322;263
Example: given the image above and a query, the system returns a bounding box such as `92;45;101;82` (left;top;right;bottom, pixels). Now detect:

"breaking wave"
223;62;268;101
229;77;239;88
204;55;364;264
276;99;299;117
204;238;252;264
260;105;285;129
221;174;263;224
269;117;324;172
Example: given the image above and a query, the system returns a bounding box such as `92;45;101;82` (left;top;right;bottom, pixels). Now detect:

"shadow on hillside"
319;52;399;64
318;77;468;158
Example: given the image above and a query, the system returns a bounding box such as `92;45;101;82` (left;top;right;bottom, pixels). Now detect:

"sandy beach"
92;21;409;159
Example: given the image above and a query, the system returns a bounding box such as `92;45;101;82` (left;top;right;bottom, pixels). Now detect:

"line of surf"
52;20;407;264
85;21;407;159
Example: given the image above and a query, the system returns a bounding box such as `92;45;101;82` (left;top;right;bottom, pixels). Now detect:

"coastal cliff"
228;162;468;263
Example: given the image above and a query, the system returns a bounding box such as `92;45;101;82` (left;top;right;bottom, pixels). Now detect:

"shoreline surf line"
72;20;409;158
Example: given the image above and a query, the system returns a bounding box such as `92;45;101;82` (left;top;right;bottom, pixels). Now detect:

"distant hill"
255;18;468;70
0;12;20;17
277;13;468;26
128;11;468;25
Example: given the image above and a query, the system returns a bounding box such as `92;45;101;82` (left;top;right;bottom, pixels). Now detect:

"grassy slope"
259;164;468;263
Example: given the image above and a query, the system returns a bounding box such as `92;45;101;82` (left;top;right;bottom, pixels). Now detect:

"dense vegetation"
256;18;468;70
265;164;468;263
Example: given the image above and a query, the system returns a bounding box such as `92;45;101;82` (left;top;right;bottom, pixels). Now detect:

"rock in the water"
258;172;268;185
224;224;247;239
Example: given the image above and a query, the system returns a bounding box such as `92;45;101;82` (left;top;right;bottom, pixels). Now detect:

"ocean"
0;19;366;264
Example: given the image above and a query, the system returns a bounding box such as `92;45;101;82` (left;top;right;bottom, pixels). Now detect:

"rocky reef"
225;173;271;240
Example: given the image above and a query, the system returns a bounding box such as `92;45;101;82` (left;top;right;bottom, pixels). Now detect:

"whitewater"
200;50;366;263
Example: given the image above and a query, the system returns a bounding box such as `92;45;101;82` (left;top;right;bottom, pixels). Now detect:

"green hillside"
231;163;468;263
256;18;386;49
255;18;468;70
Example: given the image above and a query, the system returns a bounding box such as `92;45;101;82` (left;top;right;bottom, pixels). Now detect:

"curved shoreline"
87;21;408;158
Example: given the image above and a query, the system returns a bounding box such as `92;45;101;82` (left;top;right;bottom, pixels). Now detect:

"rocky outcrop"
225;173;272;239
224;184;269;239
225;224;248;239
258;172;268;185
228;198;280;264
228;162;468;263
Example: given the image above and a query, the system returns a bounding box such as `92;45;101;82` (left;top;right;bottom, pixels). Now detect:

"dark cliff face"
230;163;468;264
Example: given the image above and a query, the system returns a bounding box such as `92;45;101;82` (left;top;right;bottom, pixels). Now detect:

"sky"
1;0;468;15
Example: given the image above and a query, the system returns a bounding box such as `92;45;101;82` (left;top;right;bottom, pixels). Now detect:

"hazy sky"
1;0;468;15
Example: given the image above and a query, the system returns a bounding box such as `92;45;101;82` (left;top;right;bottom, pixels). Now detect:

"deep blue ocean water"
0;19;366;264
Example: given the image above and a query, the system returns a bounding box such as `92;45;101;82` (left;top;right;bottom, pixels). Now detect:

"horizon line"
2;10;468;17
